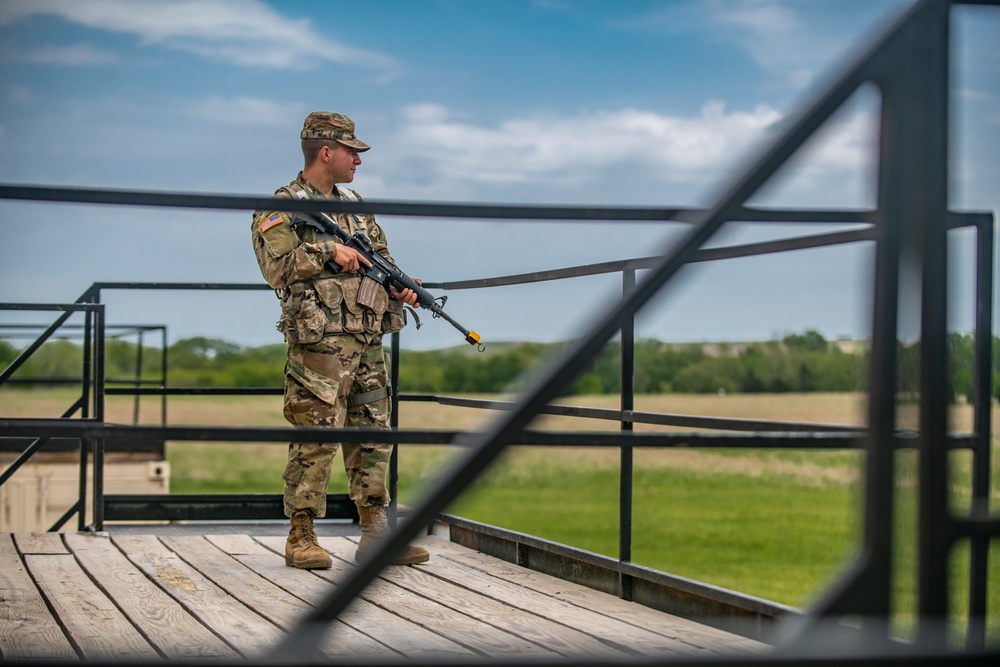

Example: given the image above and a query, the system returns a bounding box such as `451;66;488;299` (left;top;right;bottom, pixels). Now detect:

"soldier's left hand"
390;280;421;307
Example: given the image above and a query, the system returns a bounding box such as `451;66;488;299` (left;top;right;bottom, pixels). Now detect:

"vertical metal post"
619;269;636;601
804;8;923;631
81;305;93;420
76;439;89;532
133;330;144;424
800;2;974;647
966;215;994;650
77;304;94;531
906;3;951;648
851;92;903;624
160;326;168;425
388;331;401;528
92;304;107;531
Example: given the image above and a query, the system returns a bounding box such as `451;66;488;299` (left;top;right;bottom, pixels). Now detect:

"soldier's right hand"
332;245;372;273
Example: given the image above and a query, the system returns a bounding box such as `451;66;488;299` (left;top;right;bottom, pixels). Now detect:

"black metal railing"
1;0;997;659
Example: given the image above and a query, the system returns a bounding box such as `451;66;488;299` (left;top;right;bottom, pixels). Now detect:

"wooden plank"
205;533;272;555
26;554;159;660
323;536;637;660
160;535;309;629
418;534;752;651
64;532;236;661
2;528;769;662
258;535;557;659
0;533;77;660
349;536;696;657
414;535;767;655
230;553;408;661
112;534;283;658
163;535;400;661
237;547;472;660
14;532;68;554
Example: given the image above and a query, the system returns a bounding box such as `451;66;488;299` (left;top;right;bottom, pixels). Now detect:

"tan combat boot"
355;504;429;565
285;510;332;569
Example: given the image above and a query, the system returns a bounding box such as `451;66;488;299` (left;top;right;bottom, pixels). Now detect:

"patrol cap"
300;111;370;152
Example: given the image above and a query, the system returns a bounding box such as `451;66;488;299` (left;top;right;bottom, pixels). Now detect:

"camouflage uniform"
250;114;406;517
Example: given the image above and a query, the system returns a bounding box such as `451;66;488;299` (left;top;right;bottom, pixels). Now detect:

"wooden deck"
1;529;768;662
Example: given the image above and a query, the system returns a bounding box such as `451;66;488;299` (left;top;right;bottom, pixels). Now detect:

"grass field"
3;388;998;643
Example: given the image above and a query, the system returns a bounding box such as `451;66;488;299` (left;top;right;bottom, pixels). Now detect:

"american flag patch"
259;212;284;232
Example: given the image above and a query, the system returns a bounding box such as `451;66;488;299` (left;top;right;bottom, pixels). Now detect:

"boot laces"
294;512;319;547
370;504;390;534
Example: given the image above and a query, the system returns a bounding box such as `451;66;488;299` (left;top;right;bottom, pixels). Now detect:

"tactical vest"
276;184;405;344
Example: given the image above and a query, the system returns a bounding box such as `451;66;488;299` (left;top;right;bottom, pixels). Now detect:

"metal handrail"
0;0;996;657
2;211;907;538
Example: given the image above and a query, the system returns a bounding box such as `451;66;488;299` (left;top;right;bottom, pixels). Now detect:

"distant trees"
1;329;997;403
0;339;20;369
408;331;994;401
2;339;82;380
163;337;285;388
530;334;859;395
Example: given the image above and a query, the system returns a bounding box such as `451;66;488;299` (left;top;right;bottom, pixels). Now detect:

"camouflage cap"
300;111;370;152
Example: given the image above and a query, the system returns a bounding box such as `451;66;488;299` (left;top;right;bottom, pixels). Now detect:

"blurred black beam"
103;493;356;522
0;181;987;227
2;418;980;452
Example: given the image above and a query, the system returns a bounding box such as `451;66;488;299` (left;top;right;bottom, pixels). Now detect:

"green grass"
631;467;858;604
168;442;292;495
442;447;859;607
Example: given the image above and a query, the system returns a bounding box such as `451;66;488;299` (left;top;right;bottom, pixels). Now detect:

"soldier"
251;111;429;568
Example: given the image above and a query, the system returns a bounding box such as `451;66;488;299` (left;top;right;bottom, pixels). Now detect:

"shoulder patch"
259;212;285;232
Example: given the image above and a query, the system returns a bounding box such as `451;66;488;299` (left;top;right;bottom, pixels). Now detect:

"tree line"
1;330;997;403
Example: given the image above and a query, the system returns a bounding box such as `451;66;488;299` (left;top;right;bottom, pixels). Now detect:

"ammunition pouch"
382;299;406;334
277;275;403;343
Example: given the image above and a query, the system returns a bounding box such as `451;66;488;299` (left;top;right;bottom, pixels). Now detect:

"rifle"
289;209;483;350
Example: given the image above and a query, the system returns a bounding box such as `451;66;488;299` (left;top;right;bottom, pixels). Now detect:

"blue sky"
1;0;998;351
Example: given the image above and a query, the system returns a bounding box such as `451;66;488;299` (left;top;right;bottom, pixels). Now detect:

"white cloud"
699;0;908;92
6;84;35;105
752;100;880;208
957;88;1000;125
11;42;118;66
716;0;800;35
387;101;784;186
0;0;396;71
188;96;293;128
707;0;823;89
609;0;832;90
368;100;880;209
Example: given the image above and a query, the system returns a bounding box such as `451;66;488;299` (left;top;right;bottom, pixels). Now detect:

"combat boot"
355;503;429;565
285;510;332;569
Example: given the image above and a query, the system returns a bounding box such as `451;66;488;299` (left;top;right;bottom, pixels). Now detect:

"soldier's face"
326;143;362;183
